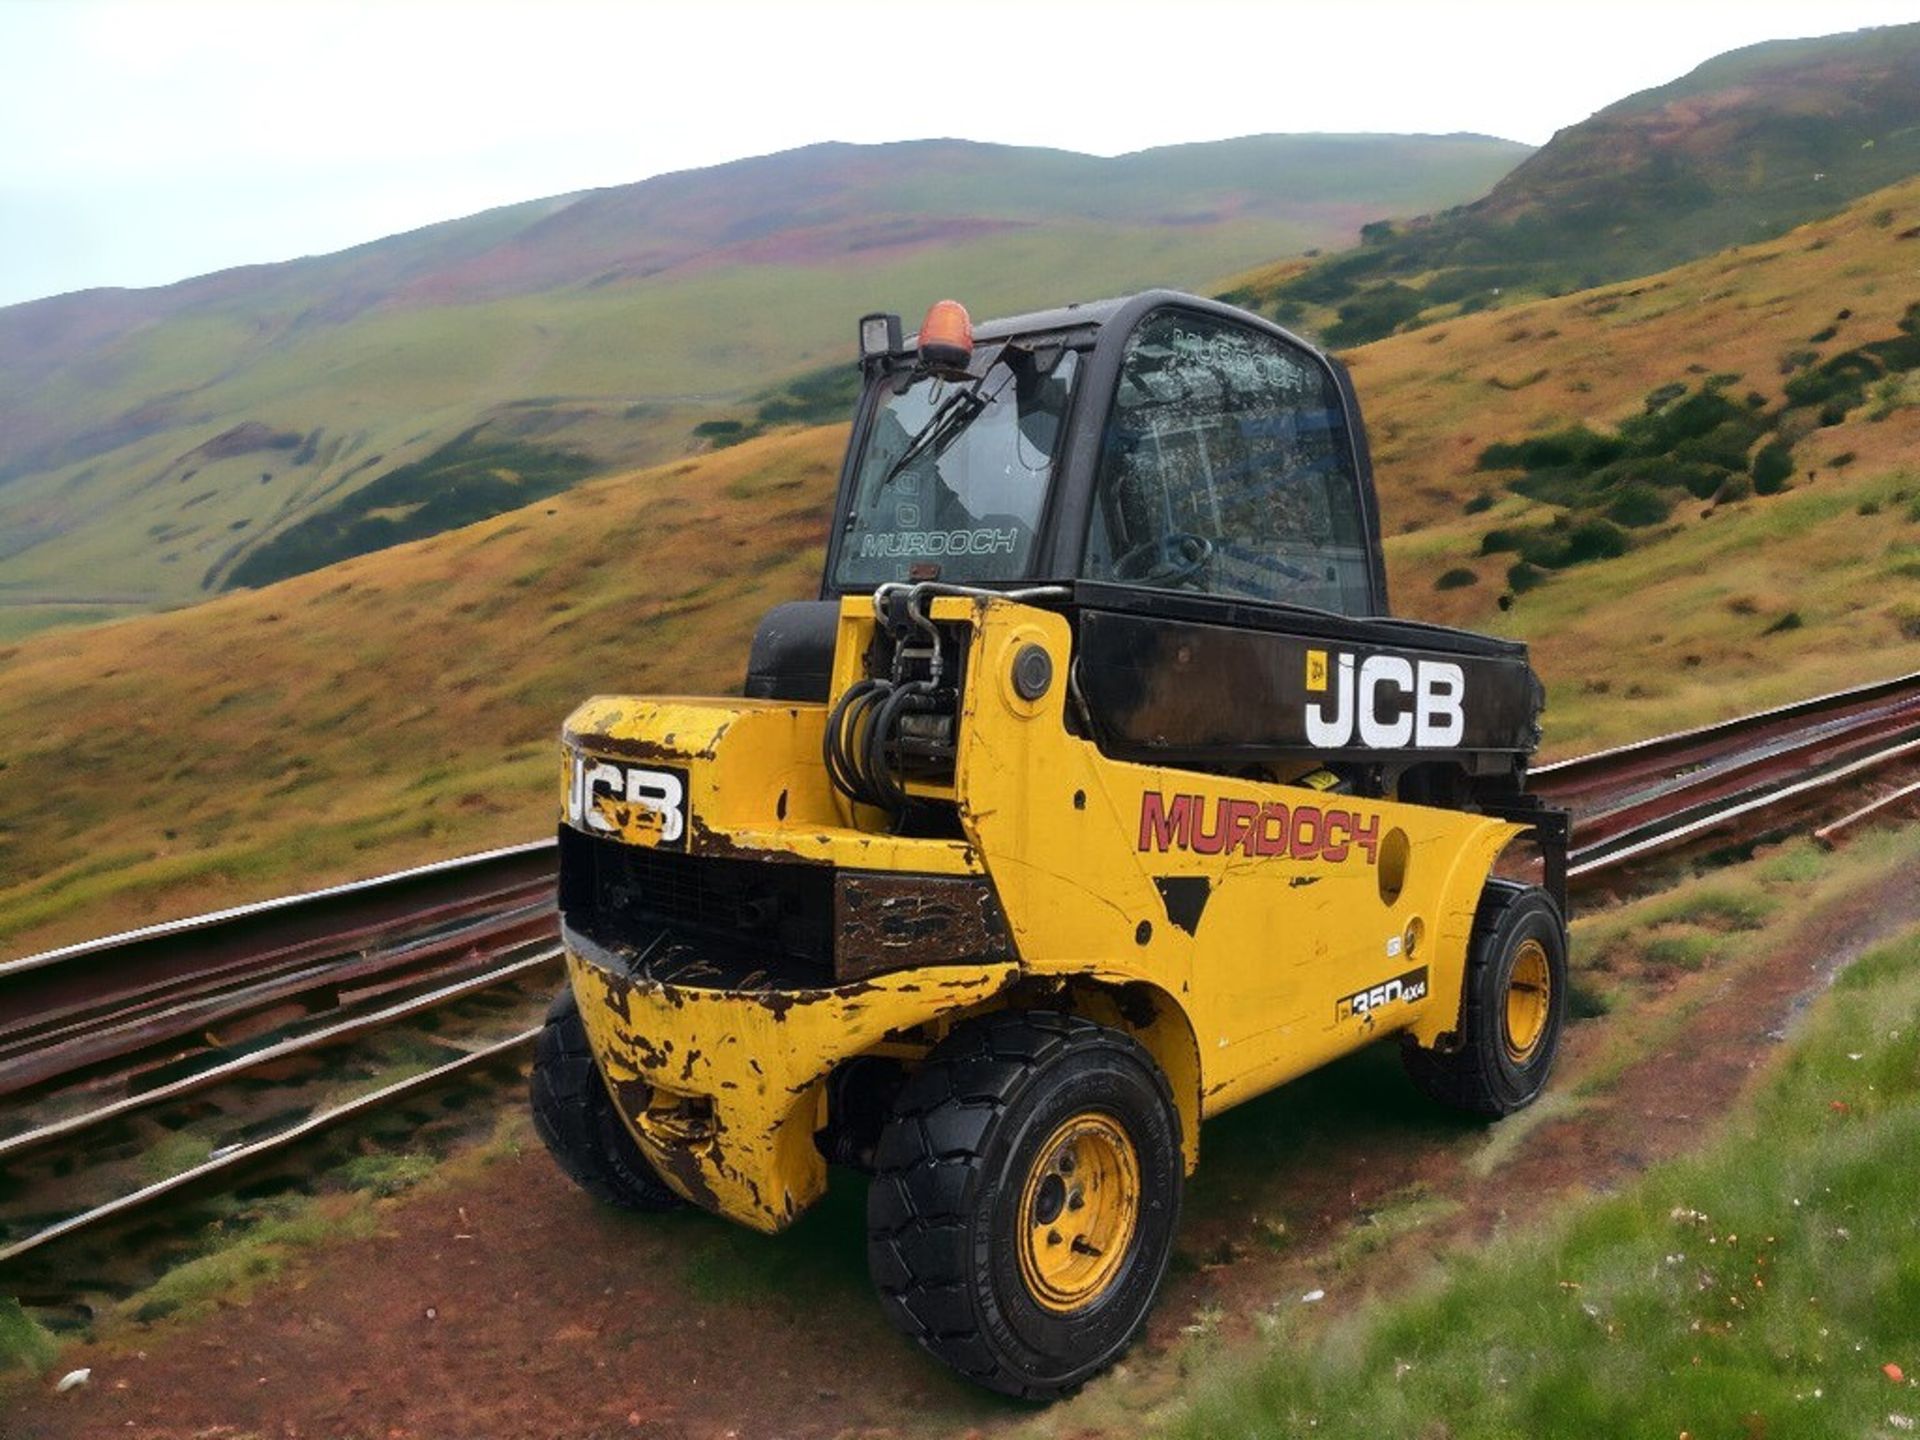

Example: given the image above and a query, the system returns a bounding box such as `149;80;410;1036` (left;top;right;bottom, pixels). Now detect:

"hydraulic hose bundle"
823;675;942;813
823;582;950;814
823;582;1068;816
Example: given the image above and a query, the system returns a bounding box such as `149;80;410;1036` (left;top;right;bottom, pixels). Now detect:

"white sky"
2;0;1916;308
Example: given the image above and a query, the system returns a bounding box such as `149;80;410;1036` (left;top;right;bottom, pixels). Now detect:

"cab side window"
1080;309;1374;615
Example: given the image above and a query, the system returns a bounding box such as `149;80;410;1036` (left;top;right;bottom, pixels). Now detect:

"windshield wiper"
879;382;988;490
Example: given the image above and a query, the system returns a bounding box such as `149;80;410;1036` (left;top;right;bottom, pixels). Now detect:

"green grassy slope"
1230;22;1920;345
2;173;1915;959
1164;907;1920;1440
0;135;1526;629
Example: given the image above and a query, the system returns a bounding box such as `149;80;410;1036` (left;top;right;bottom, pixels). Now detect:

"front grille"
558;825;834;978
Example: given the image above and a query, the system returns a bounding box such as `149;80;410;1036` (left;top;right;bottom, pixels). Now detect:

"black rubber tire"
1402;879;1569;1118
866;1010;1182;1401
529;986;682;1212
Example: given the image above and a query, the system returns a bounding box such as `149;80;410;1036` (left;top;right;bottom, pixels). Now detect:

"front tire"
529;986;682;1212
1402;880;1569;1117
866;1011;1182;1400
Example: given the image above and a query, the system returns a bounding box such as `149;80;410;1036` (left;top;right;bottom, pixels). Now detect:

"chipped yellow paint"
568;947;1017;1231
559;594;1526;1231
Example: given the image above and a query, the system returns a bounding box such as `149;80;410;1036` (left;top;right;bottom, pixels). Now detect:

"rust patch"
833;872;1016;982
686;812;809;862
561;726;711;765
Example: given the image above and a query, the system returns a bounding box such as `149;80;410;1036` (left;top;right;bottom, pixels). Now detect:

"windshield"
831;345;1078;589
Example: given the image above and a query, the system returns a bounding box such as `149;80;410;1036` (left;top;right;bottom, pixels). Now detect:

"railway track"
3;669;1917;1290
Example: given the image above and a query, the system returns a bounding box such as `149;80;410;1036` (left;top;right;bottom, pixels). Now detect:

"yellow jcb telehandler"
531;291;1569;1398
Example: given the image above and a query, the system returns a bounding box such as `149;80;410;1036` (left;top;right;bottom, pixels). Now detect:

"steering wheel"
1113;532;1215;588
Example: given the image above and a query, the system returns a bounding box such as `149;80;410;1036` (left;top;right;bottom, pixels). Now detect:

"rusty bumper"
564;923;1016;1232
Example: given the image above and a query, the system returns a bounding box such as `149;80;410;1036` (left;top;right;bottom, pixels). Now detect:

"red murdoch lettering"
1139;791;1193;852
1257;802;1290;857
1321;809;1352;863
1224;799;1261;856
1289;805;1323;860
1349;812;1381;864
1189;795;1229;855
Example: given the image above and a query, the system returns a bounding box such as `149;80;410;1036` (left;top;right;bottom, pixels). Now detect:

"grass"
333;1151;439;1198
28;1110;538;1351
1158;920;1920;1439
0;1299;58;1375
125;1198;382;1325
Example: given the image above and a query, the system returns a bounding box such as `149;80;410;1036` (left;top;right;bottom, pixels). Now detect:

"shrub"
1752;441;1795;494
1477;425;1622;474
1462;491;1496;515
1507;560;1544;592
1554;518;1631;566
1322;282;1428;347
1606;483;1672;527
1763;611;1804;635
1480;528;1523;555
1620;389;1751;456
1434;567;1479;590
1672;418;1766;472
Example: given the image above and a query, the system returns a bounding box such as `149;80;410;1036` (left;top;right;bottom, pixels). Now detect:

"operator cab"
822;290;1387;614
747;291;1546;832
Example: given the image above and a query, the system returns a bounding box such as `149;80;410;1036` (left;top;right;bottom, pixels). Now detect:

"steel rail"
0;1027;540;1268
1814;778;1920;849
1;892;550;1057
1569;736;1920;877
1533;670;1920;805
0;945;561;1164
1567;704;1920;855
0;839;556;979
0;903;558;1099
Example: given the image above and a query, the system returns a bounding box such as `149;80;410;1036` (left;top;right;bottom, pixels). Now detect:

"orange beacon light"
917;299;973;371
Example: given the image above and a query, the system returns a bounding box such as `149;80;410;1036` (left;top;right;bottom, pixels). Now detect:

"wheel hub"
1016;1113;1140;1313
1504;937;1552;1063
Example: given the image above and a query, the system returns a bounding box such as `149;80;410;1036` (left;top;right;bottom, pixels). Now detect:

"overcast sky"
2;0;1916;308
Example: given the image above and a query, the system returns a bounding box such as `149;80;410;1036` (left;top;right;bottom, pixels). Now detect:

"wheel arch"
1404;819;1537;1052
1043;975;1203;1174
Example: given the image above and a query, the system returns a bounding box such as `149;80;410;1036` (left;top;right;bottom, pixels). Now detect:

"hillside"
2;174;1917;958
0;133;1526;636
1231;23;1920;345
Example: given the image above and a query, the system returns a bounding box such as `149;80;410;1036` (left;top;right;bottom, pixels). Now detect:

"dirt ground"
8;858;1919;1440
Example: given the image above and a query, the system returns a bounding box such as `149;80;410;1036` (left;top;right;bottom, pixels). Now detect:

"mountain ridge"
0;132;1528;632
1233;22;1920;344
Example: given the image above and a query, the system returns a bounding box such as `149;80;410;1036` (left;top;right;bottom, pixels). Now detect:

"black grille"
558;826;834;973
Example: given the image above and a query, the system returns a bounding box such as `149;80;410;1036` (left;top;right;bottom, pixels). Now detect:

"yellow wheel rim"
1015;1113;1140;1313
1505;938;1552;1064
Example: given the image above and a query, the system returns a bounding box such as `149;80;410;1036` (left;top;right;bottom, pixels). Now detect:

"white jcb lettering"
626;767;686;843
1415;661;1466;747
1304;651;1469;751
577;761;624;833
1304;652;1356;748
567;757;685;842
1357;655;1414;749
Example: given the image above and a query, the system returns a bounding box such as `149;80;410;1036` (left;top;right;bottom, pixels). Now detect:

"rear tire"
866;1010;1181;1401
529;986;682;1212
1402;880;1568;1118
